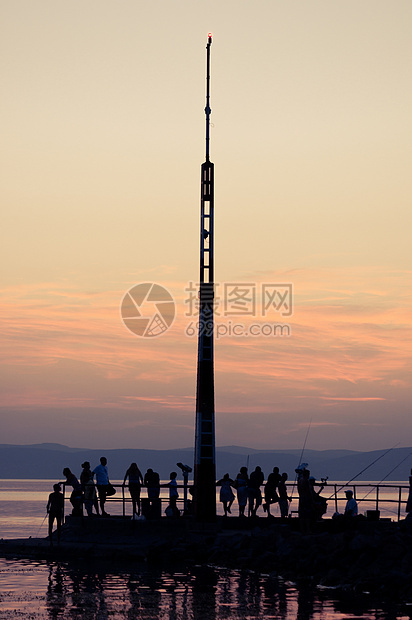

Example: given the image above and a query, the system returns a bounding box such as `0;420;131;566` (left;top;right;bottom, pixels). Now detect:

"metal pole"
183;472;188;512
194;34;216;522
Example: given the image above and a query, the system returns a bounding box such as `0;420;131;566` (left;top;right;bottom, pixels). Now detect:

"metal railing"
61;481;410;522
61;482;189;520
287;482;410;521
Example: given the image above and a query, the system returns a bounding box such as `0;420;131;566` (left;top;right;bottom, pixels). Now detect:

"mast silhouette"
194;34;216;521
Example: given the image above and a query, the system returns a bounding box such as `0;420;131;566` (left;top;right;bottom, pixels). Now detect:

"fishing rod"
290;419;312;501
34;513;48;539
326;442;400;501
298;419;312;470
357;450;412;506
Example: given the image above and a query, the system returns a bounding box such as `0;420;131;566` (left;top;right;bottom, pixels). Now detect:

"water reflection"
0;558;411;619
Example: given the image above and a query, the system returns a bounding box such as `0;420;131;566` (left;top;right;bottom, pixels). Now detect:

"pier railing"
288;482;410;522
61;481;410;522
317;482;409;522
61;482;190;521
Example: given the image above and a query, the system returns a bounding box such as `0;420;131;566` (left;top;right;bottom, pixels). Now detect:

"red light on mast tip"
208;33;212;38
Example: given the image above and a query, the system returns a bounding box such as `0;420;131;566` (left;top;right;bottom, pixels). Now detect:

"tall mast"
194;34;216;521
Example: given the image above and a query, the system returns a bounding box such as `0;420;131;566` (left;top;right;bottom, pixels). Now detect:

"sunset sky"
1;1;411;452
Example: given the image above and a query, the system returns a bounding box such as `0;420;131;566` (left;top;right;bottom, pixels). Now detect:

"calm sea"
0;479;408;540
0;480;410;619
1;557;412;619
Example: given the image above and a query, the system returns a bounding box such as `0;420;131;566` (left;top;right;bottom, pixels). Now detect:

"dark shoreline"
1;516;412;602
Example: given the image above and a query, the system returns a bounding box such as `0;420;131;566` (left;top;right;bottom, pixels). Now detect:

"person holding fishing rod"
46;483;64;546
297;467;313;533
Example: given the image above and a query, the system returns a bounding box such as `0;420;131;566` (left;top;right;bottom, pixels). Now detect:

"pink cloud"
1;266;411;449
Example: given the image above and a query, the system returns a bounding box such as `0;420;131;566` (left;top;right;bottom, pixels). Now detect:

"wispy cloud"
1;266;411;449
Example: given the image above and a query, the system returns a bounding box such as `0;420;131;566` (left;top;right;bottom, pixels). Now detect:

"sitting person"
344;490;358;517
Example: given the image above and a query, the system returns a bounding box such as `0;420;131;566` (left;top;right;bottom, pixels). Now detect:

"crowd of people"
217;464;328;527
46;457;177;544
47;459;411;545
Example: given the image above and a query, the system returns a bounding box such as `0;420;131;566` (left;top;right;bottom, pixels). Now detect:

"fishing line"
326;443;400;501
357;450;412;506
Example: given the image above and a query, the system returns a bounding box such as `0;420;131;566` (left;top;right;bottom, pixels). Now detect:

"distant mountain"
0;443;87;453
0;443;410;482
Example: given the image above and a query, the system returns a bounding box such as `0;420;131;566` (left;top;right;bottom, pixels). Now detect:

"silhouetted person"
80;461;99;516
297;469;313;533
46;483;64;545
165;471;179;517
278;472;290;519
406;468;412;514
93;457;110;516
309;476;327;521
235;467;248;517
216;473;235;516
144;468;160;504
344;490;358;517
62;467;82;516
177;462;192;512
123;462;144;517
248;466;264;516
263;467;281;516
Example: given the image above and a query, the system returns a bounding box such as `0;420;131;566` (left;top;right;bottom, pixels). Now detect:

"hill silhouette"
0;443;410;482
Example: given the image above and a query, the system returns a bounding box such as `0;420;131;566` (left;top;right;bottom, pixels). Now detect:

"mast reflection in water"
0;558;410;619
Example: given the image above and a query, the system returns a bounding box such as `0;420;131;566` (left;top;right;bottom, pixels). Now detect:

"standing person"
166;471;179;517
80;461;99;517
62;468;82;516
406;468;412;514
216;473;235;516
263;467;281;516
278;472;290;519
46;483;64;545
297;469;313;533
123;463;144;517
248;466;264;517
144;468;160;506
235;467;249;517
93;457;110;517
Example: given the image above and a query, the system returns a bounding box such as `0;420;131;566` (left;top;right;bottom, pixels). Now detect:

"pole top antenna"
205;35;212;160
